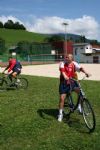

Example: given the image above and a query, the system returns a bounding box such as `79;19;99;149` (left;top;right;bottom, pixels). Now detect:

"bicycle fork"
68;94;75;112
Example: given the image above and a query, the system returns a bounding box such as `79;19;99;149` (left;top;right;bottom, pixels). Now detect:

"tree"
19;24;26;30
90;40;98;45
17;41;31;56
13;22;20;29
4;20;26;30
79;35;86;43
4;20;14;29
44;35;63;43
13;22;26;30
0;21;3;28
0;38;5;54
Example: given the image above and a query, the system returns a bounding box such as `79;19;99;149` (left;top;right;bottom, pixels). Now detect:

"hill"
0;29;47;46
42;33;91;42
0;28;98;48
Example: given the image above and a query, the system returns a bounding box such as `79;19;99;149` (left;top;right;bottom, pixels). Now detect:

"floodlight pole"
62;22;68;58
62;22;68;41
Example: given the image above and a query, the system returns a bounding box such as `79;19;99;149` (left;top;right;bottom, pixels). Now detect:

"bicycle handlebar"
1;72;9;78
69;74;92;82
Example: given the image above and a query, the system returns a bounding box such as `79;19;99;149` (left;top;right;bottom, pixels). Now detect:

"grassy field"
0;75;100;150
0;29;47;46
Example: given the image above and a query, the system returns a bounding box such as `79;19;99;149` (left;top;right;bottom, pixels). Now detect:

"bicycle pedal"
64;103;68;107
70;108;74;113
69;105;74;112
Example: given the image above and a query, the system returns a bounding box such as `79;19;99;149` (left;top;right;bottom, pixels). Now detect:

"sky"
0;0;100;41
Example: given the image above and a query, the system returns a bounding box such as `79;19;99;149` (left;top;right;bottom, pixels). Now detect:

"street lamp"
62;22;68;57
62;22;68;41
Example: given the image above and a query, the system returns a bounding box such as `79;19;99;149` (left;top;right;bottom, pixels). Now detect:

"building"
73;43;100;63
52;41;73;60
8;41;100;63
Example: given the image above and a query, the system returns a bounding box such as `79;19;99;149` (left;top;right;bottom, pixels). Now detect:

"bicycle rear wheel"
71;92;79;110
64;98;71;116
16;77;28;89
64;95;75;116
82;98;96;132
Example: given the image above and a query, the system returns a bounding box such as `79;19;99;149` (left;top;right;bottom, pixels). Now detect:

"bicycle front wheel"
16;77;28;89
0;78;7;90
82;98;96;132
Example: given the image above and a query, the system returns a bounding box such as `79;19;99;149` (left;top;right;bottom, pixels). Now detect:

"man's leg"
58;94;66;122
12;72;17;78
8;73;13;83
9;72;17;86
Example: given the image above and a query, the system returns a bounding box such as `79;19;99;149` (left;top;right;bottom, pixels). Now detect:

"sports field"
0;74;100;150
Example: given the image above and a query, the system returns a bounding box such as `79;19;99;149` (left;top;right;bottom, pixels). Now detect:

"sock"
78;104;82;112
59;109;63;115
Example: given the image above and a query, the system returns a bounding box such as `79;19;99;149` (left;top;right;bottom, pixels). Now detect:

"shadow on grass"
37;108;58;119
0;87;17;92
64;114;90;134
37;108;90;134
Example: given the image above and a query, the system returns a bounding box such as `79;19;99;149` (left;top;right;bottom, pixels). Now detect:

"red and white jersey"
8;59;16;72
59;61;81;80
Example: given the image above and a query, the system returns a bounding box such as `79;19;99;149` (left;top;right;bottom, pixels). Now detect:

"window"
85;54;91;56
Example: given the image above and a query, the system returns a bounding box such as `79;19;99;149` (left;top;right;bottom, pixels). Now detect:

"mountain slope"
0;29;47;46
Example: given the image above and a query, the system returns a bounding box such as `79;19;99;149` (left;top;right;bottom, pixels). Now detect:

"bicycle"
0;73;28;90
63;76;96;133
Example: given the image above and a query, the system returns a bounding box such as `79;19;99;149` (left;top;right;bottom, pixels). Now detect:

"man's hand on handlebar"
85;73;91;78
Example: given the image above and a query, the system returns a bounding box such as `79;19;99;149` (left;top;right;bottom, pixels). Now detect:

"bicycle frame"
65;77;87;112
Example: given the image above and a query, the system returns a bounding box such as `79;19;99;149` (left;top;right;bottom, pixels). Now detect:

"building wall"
52;41;73;54
73;44;100;63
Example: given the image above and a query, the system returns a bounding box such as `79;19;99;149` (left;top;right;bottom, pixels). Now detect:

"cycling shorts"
12;67;21;74
59;80;79;94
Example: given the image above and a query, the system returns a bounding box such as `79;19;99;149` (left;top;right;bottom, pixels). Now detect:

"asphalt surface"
21;63;100;81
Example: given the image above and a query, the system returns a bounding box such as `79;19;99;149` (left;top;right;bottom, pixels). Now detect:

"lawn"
0;75;100;150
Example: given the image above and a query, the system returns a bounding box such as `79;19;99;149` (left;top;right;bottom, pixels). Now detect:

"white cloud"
25;15;100;40
0;15;100;41
0;15;23;24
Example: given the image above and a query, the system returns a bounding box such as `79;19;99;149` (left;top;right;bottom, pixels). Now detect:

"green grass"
0;76;100;150
0;28;47;46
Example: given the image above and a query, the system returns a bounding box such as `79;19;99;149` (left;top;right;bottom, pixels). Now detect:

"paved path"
21;63;100;81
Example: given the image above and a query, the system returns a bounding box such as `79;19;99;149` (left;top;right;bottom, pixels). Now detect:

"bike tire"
0;78;8;90
64;94;75;116
82;98;96;132
64;97;71;116
16;77;28;89
69;92;79;111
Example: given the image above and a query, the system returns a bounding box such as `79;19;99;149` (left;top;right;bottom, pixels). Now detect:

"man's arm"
59;62;69;80
2;65;9;73
62;72;69;80
80;67;90;77
74;61;90;77
8;62;16;72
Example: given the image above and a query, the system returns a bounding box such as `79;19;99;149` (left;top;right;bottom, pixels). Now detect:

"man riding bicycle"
2;57;22;84
58;54;90;122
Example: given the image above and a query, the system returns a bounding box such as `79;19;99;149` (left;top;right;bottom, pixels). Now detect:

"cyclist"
58;54;90;122
2;57;22;84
